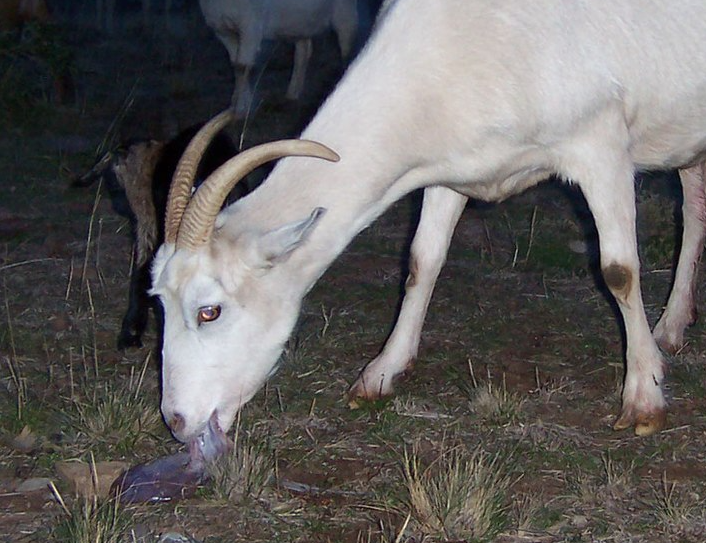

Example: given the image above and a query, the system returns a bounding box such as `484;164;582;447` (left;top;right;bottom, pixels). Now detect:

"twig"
3;277;25;418
467;357;478;389
64;257;74;301
49;480;71;516
80;177;103;298
97;83;137;157
85;278;99;378
132;351;152;400
0;258;60;271
524;205;538;263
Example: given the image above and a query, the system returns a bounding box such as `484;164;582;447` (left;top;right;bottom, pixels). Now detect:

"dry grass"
206;418;274;504
511;491;546;538
600;451;635;492
66;354;163;455
463;360;526;427
468;380;525;427
51;483;132;543
400;440;511;541
648;473;704;533
355;513;412;543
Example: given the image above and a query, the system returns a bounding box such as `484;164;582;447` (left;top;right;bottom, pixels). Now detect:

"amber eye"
197;305;222;324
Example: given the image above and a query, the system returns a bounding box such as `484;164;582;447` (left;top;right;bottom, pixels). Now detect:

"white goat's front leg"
349;187;468;405
569;123;666;436
653;162;706;353
286;39;313;101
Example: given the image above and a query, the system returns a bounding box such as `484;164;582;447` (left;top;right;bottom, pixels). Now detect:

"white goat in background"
152;0;706;458
199;0;358;116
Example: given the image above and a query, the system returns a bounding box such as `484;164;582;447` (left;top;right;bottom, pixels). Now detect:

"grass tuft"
206;418;274;504
461;361;525;426
512;491;545;538
66;356;162;455
648;473;703;531
51;483;132;543
400;441;511;541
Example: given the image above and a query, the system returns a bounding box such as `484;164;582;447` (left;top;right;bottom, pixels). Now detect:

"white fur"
199;0;359;115
153;0;706;442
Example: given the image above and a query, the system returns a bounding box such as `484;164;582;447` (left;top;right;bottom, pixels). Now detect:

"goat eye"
197;305;221;324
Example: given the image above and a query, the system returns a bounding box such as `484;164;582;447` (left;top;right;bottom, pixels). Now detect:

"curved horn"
164;109;235;244
176;140;340;250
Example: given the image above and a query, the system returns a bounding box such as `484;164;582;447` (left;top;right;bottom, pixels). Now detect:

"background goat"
76;123;242;349
199;0;359;116
152;0;706;459
0;0;49;31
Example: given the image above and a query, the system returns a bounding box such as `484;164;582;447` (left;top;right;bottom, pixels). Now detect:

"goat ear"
256;207;326;266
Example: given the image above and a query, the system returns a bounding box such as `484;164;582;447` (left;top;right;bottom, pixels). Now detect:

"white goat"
152;0;706;454
199;0;358;116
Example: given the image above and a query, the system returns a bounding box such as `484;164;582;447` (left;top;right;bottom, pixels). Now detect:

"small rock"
157;533;201;543
126;523;152;543
55;460;129;499
571;514;589;529
48;313;72;333
568;240;588;254
15;477;52;493
11;426;39;453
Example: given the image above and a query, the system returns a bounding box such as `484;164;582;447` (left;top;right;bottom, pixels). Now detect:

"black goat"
75;124;245;349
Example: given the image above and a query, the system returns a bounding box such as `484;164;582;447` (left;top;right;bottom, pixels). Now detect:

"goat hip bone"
176;139;340;250
165;108;236;245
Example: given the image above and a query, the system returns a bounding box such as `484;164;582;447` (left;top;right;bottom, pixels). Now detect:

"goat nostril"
168;413;185;434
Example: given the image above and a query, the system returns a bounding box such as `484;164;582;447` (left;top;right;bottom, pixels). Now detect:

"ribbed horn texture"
176;140;340;250
164;109;235;244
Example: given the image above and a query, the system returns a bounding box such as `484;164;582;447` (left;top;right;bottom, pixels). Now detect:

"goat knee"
602;262;633;306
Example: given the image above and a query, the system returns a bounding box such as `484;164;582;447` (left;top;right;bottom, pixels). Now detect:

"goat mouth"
188;411;232;469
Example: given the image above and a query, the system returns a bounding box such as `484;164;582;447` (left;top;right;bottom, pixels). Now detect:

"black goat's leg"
118;260;152;349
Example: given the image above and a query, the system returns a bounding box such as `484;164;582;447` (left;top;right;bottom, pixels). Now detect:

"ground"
1;6;705;543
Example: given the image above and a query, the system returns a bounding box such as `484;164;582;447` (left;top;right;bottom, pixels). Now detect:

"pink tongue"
188;412;232;469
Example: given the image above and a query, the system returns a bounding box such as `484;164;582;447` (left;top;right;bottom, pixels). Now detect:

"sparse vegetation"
65;355;163;456
400;440;512;541
0;6;704;543
0;22;73;124
206;418;274;504
647;473;704;534
51;484;132;543
511;491;545;538
462;361;526;426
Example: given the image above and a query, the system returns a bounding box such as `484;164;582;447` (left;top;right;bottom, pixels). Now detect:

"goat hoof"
117;333;143;350
613;406;667;436
654;334;684;356
347;381;389;409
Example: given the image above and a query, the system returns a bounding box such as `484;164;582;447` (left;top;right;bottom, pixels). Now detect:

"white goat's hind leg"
653;162;706;353
332;0;359;60
349;187;468;405
572;145;666;435
233;64;254;117
216;30;257;117
286;39;313;101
